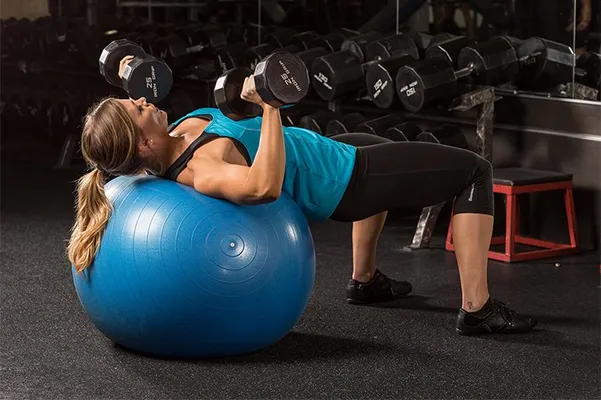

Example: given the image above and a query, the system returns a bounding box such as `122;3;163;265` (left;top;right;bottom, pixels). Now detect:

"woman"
67;57;536;336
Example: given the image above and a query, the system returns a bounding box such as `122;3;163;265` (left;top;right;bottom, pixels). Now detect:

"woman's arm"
190;77;286;205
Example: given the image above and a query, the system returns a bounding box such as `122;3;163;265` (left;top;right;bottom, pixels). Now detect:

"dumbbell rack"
320;85;497;250
409;86;495;250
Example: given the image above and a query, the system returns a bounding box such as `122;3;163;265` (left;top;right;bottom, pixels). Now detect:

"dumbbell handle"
185;43;206;54
518;51;543;64
453;62;476;80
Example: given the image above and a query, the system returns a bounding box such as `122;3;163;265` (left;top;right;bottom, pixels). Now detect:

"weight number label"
281;73;302;92
313;73;332;90
400;80;417;97
146;66;158;98
372;79;388;98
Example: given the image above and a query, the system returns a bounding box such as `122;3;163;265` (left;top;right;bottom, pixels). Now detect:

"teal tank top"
166;108;357;221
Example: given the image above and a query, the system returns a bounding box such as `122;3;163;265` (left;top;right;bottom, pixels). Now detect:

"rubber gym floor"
1;146;599;400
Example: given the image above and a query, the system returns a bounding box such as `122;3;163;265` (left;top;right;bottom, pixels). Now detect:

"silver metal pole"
148;0;152;22
396;0;400;34
258;0;262;45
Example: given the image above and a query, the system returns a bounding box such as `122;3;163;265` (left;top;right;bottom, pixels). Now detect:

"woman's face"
118;97;169;142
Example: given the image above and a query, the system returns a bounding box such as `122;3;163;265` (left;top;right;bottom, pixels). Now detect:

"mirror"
252;1;599;102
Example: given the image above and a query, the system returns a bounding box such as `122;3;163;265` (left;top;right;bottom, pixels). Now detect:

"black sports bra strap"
162;133;219;181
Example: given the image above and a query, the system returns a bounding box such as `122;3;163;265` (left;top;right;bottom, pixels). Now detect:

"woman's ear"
137;136;153;155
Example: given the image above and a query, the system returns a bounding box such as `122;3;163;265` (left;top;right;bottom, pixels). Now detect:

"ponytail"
67;168;113;273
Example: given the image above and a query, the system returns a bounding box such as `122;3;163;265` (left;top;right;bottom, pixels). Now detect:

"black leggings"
330;133;494;222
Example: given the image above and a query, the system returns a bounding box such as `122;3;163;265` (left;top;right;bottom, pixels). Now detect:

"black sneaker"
456;298;537;335
347;269;412;304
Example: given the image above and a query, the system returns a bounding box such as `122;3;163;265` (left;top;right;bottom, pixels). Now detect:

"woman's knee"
472;155;493;185
454;153;494;216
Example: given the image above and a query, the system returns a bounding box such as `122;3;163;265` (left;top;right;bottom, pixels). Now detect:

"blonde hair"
67;98;145;273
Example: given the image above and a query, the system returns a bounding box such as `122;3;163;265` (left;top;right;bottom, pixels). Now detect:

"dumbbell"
425;35;476;68
99;39;173;104
356;114;406;137
365;53;421;108
366;32;455;62
380;121;423;141
511;37;575;91
214;52;309;121
575;51;600;91
396;36;524;112
157;25;227;67
325;113;368;136
314;31;451;103
263;27;298;48
415;123;470;150
244;28;360;72
311;33;419;101
298;110;339;135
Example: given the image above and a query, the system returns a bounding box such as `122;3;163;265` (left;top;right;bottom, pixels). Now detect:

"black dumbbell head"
418;124;469;149
297;47;329;72
425;36;475;68
396;58;457;112
309;28;360;52
254;52;310;108
311;51;364;101
576;51;601;89
244;43;276;69
214;67;262;121
121;55;173;104
99;39;147;87
356;114;404;136
299;110;339;134
457;36;519;86
341;31;384;63
515;37;574;90
325;112;367;136
265;28;298;48
366;34;420;62
291;31;322;50
366;54;417;109
382;121;422;142
216;41;251;73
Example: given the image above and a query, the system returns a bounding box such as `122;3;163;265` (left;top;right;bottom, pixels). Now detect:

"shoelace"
492;299;518;322
376;270;396;294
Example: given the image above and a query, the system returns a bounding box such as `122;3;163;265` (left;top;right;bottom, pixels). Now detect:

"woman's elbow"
246;186;281;204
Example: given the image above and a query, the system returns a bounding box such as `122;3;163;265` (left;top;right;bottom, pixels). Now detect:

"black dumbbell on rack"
325;113;368;136
413;123;470;150
99;39;173;104
366;32;455;62
396;36;574;112
311;31;424;101
425;35;476;68
575;51;601;94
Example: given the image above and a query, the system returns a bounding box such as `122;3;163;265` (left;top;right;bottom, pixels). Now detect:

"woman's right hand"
118;55;135;79
240;75;266;108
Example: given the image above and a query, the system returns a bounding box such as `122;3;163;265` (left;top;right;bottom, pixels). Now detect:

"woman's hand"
240;75;267;108
118;55;135;79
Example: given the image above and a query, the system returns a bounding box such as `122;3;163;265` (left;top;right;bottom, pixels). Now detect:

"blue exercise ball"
72;175;316;359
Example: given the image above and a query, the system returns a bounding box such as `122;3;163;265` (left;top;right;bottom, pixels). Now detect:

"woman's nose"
133;97;147;105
